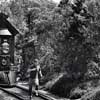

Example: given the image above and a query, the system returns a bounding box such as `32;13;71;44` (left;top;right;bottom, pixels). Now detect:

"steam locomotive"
0;13;19;86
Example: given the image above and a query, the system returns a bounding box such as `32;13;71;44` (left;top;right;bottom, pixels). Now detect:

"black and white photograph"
0;0;99;100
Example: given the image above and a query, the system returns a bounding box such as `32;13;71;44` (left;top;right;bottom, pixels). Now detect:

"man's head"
34;59;39;65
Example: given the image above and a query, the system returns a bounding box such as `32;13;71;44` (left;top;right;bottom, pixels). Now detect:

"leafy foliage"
49;0;100;97
1;0;100;93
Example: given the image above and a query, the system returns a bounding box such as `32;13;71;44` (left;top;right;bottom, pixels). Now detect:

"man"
35;59;43;96
28;59;43;99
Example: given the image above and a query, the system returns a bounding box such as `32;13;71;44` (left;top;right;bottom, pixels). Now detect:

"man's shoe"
29;95;32;100
35;91;38;96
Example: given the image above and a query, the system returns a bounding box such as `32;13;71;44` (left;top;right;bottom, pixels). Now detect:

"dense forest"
1;0;100;99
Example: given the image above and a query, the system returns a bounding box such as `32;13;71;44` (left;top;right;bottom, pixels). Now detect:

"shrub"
50;74;80;97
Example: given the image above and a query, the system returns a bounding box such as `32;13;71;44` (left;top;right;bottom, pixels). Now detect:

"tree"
54;0;95;79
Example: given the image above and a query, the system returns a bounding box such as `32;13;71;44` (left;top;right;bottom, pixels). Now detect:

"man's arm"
27;68;36;72
39;68;43;78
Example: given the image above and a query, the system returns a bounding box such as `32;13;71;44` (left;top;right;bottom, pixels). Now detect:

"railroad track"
16;85;57;100
0;86;48;100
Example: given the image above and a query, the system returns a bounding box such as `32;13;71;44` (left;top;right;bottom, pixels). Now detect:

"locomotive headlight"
2;39;9;54
2;58;7;65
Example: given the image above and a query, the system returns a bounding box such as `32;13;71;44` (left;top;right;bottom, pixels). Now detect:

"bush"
50;74;80;97
70;87;86;99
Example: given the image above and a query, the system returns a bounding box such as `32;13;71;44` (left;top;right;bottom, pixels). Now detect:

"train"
0;13;19;86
